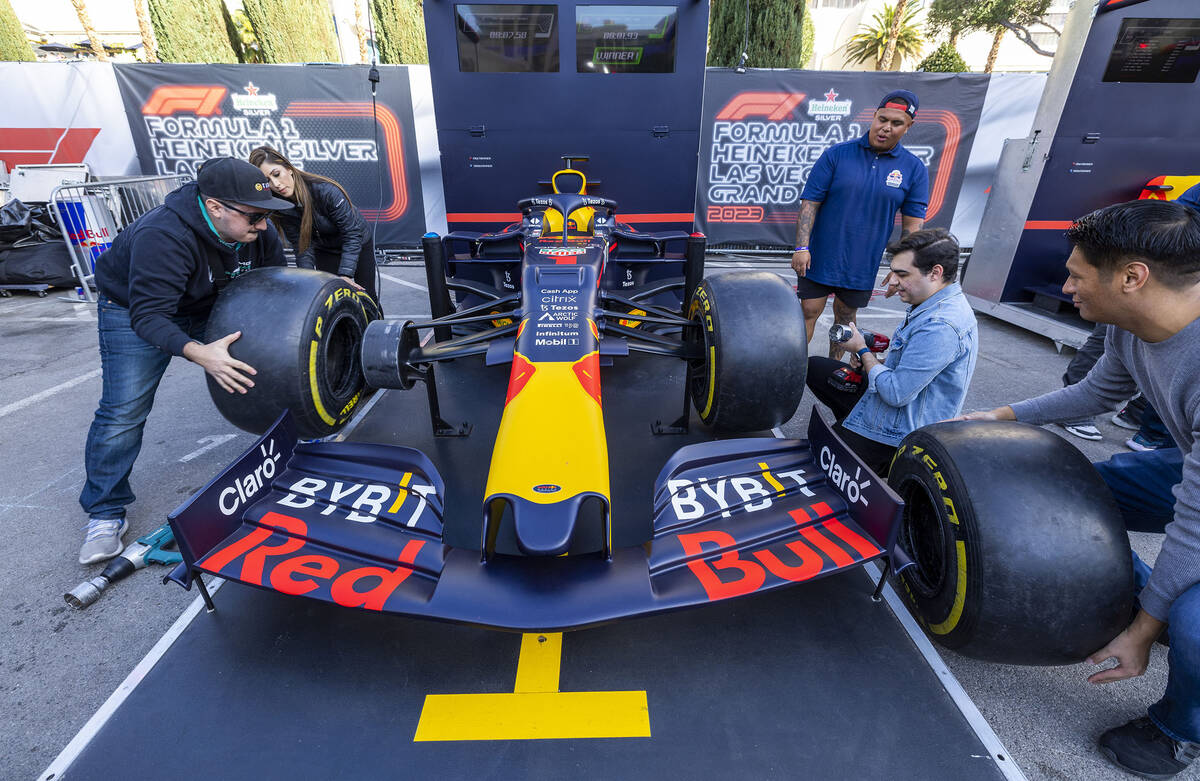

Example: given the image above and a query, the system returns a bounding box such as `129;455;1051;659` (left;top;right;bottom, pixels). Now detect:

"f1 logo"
142;86;228;116
715;92;807;121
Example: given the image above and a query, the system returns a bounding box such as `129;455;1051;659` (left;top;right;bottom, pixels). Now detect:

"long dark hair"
248;145;354;256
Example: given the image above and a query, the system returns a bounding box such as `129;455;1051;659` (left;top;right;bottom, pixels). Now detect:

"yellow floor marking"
514;633;561;692
413;633;651;741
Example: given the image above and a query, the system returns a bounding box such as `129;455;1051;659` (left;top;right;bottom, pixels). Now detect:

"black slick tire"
687;271;807;432
888;421;1135;665
204;267;381;439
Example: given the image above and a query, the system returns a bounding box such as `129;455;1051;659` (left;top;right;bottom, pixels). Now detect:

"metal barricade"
50;174;191;303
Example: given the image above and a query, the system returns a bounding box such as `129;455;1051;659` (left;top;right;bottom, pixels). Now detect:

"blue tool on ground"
66;524;183;609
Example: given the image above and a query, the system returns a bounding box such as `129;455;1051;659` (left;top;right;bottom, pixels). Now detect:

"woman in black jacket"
249;146;379;304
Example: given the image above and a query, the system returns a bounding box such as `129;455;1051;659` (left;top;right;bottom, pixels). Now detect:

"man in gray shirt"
962;200;1199;779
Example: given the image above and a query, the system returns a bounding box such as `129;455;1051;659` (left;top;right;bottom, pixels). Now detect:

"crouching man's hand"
183;331;257;394
1087;610;1165;684
943;405;1017;423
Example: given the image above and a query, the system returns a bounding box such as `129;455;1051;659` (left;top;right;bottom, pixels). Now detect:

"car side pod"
166;412;907;631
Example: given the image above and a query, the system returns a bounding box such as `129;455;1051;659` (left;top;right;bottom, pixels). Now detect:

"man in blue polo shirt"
792;90;930;359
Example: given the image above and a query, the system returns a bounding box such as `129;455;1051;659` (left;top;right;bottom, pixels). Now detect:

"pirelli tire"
205;267;382;440
888;421;1135;665
688;271;807;432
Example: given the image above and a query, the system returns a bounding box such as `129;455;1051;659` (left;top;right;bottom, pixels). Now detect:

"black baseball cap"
878;89;919;119
197;157;293;210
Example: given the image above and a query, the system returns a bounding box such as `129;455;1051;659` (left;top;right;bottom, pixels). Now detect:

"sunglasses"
218;200;273;226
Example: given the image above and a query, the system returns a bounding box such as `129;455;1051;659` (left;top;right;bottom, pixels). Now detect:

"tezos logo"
533;484;562;493
539;247;587;257
807;88;853;121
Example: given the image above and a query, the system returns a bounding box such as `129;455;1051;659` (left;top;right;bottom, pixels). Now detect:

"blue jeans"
78;300;206;519
1095;447;1199;743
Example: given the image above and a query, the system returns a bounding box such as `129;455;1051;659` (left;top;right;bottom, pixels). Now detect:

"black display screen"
1103;18;1200;83
455;4;559;72
576;6;678;73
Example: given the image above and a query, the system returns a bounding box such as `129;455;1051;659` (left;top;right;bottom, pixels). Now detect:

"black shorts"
795;275;872;309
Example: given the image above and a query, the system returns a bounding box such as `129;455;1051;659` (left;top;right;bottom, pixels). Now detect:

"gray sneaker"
79;518;129;565
1112;407;1142;430
1062;422;1103;441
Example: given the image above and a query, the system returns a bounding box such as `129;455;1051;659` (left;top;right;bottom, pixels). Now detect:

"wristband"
856;347;871;360
794;245;809;252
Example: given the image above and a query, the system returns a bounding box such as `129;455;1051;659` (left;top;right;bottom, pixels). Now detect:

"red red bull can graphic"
57;199;113;270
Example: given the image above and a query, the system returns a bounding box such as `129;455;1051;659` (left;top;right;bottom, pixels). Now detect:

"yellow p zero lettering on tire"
315;315;323;339
932;470;947;490
339;390;361;417
308;340;336;425
943;496;960;525
701;346;717;418
930;540;967;635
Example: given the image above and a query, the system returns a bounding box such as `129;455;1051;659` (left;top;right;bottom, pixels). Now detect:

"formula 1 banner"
112;64;426;246
696;70;989;247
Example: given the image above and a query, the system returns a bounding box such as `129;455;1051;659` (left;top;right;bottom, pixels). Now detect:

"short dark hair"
1066;200;1200;289
887;228;960;282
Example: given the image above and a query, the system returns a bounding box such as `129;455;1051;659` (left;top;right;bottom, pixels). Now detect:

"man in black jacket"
78;157;290;565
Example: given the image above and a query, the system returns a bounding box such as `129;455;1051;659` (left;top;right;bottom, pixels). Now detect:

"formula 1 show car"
167;163;1135;666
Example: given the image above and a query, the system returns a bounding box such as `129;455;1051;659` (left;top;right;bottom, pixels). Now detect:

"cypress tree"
707;0;814;69
148;0;239;63
918;41;968;72
243;0;340;64
0;0;34;62
371;0;427;64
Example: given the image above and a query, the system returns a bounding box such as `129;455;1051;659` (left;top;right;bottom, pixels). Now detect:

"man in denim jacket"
805;229;978;474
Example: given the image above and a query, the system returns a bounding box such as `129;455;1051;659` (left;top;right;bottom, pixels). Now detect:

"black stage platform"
57;357;1009;780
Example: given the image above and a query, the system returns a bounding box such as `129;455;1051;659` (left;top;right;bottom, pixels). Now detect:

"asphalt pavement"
0;261;1192;781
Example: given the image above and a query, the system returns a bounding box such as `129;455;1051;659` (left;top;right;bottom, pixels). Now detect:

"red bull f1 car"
166;164;1134;665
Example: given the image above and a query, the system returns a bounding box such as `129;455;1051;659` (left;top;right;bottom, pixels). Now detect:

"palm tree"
844;2;925;71
354;0;370;63
879;0;912;72
984;26;1005;73
69;0;108;61
133;0;158;61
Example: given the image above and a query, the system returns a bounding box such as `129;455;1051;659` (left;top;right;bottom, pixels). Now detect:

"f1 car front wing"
166;413;905;631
